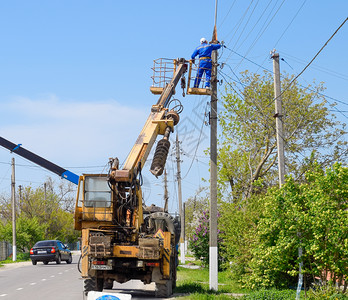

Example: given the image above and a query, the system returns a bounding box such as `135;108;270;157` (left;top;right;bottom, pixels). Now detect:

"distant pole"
209;6;219;290
183;202;186;254
163;169;168;213
44;182;47;201
176;133;185;264
11;158;16;262
271;52;285;186
18;185;22;213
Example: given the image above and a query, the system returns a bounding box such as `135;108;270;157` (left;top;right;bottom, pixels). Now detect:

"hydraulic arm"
0;136;79;185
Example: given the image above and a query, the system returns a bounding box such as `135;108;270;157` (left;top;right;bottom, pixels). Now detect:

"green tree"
0;216;45;251
239;163;348;290
219;195;261;282
219;71;347;201
184;187;209;242
189;210;224;269
0;178;79;245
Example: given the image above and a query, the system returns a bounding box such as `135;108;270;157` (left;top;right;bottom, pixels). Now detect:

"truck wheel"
31;260;37;265
84;278;104;295
171;264;177;290
155;280;172;298
103;280;113;289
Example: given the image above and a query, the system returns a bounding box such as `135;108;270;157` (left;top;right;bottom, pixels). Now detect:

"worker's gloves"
191;59;195;65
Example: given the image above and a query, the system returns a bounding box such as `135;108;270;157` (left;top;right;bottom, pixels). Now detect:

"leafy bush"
188;211;224;269
0;216;46;252
16;252;30;261
306;284;348;300
241;289;297;300
225;164;348;289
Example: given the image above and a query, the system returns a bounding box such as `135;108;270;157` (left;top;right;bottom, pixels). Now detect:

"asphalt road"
0;254;172;300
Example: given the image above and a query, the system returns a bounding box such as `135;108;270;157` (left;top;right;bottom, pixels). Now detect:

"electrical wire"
234;0;286;70
273;0;307;48
232;0;260;50
219;67;336;149
279;17;348;99
225;0;255;45
218;0;237;28
280;52;348;81
234;0;273;53
222;47;348;119
182;102;209;180
218;66;347;177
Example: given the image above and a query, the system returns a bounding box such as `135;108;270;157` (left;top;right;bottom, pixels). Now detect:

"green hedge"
241;289;297;300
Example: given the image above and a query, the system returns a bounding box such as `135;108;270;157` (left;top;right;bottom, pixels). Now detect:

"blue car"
30;240;72;265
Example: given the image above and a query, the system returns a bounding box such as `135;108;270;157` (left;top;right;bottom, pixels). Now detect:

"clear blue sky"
0;1;347;212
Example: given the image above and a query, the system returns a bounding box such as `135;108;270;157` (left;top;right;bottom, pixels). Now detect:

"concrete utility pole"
272;52;303;299
183;202;186;254
271;52;285;186
209;23;219;291
175;133;185;264
163;169;168;213
11;157;16;261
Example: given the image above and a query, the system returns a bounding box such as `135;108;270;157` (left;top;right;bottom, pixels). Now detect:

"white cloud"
0;95;148;166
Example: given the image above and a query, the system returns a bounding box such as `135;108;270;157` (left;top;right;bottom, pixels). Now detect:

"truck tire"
171;262;177;290
103;280;113;289
84;278;104;295
155;280;172;298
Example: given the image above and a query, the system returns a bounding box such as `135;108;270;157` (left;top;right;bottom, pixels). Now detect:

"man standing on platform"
191;38;221;88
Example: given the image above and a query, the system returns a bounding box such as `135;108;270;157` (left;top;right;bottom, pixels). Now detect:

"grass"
173;263;348;299
173;259;310;299
0;252;30;267
174;263;248;299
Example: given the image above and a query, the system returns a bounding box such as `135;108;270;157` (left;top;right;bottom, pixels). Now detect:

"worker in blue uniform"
191;37;221;88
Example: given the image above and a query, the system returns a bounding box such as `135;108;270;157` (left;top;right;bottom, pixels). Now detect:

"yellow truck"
74;58;187;297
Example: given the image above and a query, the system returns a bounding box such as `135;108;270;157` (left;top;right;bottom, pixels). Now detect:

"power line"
273;0;307;48
182;102;209;180
234;0;286;69
232;0;260;50
252;0;307;74
234;0;273;53
222;47;348;117
280;17;348;98
218;0;237;28
280;52;348;81
225;0;255;45
217;67;347;169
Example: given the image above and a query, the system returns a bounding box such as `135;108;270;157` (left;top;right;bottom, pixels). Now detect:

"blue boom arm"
0;136;79;185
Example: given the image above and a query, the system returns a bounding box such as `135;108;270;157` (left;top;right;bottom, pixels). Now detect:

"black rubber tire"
66;255;72;264
96;278;104;292
84;277;104;296
155;280;172;298
31;260;37;265
103;280;113;289
172;262;177;290
43;261;49;265
56;255;61;264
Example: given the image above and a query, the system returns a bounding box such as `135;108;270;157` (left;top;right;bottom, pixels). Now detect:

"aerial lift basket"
150;58;176;95
186;60;212;96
